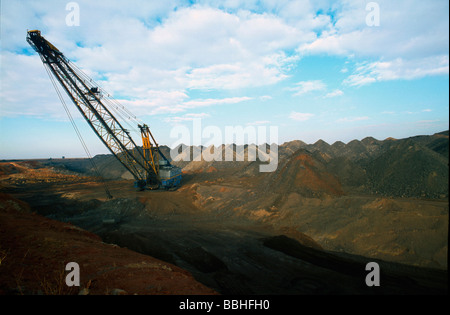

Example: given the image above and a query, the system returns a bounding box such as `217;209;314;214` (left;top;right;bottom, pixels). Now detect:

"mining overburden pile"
365;139;448;198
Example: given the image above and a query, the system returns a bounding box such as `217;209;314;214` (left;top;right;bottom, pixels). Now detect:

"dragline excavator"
27;30;181;191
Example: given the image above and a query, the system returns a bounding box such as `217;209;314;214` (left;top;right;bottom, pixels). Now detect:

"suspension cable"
44;63;114;200
68;60;143;132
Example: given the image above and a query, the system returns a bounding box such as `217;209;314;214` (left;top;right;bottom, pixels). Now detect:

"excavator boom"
27;30;181;190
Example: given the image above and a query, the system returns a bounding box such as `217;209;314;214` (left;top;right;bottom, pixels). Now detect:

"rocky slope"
0;192;217;295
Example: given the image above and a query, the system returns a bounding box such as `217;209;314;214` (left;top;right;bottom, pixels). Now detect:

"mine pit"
1;133;448;296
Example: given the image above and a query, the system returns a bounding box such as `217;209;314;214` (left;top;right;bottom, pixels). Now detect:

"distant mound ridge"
365;139;448;198
265;149;344;197
37;130;448;199
281;130;448;199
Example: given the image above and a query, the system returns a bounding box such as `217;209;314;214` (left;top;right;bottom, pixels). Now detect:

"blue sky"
0;0;448;159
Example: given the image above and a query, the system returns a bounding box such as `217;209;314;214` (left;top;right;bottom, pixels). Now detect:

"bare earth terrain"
0;131;448;295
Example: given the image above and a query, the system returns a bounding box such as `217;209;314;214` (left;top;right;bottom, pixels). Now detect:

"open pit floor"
0;163;447;295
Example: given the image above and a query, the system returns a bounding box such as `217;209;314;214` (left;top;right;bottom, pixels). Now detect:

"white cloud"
290;80;326;96
116;90;189;115
185;59;289;90
0;52;67;119
343;73;377;87
74;5;306;91
289;112;314;121
298;0;449;85
344;56;449;86
299;1;448;60
1;0;448;120
2;3;305;117
96;7;298;91
119;95;252;116
324;89;344;98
